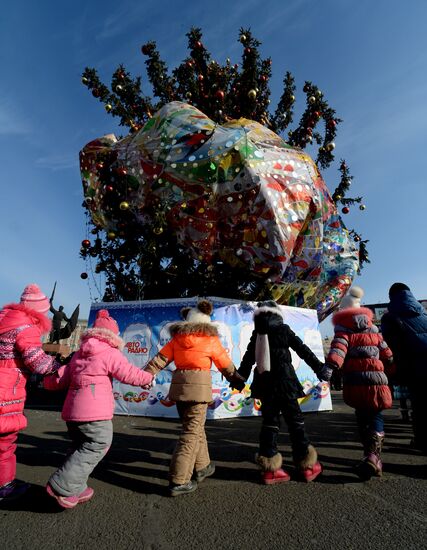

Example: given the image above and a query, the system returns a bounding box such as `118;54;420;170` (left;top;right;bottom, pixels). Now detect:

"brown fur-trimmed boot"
295;445;322;482
256;453;290;485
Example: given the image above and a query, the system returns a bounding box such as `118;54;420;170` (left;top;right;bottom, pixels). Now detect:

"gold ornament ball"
107;231;116;239
359;204;366;210
248;89;257;100
105;104;112;112
240;34;247;43
119;201;129;210
308;96;316;104
290;94;295;102
335;194;342;201
325;141;336;152
316;89;323;97
153;227;164;235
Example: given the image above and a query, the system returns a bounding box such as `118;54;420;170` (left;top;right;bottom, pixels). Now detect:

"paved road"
1;392;426;550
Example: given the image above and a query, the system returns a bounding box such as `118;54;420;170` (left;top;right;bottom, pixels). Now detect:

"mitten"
317;364;334;382
228;371;246;392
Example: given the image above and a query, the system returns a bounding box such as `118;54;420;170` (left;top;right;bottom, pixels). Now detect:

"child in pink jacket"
44;309;153;509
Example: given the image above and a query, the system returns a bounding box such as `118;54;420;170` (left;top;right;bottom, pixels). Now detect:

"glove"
229;371;246;392
317;364;334;382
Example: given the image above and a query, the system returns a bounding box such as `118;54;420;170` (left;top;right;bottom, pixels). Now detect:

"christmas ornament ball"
240;34;247;43
359;204;366;210
248;89;257;100
153;226;164;235
308;96;316;104
107;231;116;239
81;239;91;248
325;141;336;152
80;272;88;280
342;206;350;214
119;201;130;210
215;90;225;101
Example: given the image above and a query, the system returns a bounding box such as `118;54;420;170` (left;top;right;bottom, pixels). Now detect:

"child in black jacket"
233;301;331;484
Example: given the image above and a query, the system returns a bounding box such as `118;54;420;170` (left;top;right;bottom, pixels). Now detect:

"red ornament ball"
141;44;150;55
195;41;203;49
215;90;225;101
116;167;127;176
92;88;100;98
245;47;251;54
198;74;204;82
81;239;91;248
342;207;350;214
328;119;337;129
80;272;88;280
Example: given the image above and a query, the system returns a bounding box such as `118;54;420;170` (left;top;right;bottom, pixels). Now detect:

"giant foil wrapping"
80;102;358;318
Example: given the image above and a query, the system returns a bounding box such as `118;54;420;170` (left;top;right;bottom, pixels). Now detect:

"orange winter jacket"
145;322;236;402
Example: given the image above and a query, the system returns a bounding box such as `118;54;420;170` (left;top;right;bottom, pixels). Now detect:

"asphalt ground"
1;392;426;550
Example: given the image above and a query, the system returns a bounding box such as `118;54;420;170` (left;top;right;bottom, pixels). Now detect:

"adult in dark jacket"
381;283;427;453
234;301;330;484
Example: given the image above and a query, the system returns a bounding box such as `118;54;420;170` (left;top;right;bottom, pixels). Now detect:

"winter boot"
295;445;323;482
169;480;198;497
46;483;94;509
356;431;384;480
0;480;30;503
194;463;215;483
256;453;290;485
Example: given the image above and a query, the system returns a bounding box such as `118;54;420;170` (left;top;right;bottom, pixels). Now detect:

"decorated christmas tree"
79;27;368;319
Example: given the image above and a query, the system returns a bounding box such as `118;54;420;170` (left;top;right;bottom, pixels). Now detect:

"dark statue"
48;282;80;344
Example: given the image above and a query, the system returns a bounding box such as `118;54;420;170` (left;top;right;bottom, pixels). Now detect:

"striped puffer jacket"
326;307;395;410
0;303;59;434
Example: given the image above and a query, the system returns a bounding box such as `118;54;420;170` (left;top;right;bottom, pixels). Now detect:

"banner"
88;298;332;419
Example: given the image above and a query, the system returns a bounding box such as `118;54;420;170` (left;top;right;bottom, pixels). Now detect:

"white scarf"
255;333;270;374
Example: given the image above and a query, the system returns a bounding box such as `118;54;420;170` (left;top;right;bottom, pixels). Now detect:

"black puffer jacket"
238;306;323;400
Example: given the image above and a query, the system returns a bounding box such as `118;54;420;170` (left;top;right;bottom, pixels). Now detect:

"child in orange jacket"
144;299;244;497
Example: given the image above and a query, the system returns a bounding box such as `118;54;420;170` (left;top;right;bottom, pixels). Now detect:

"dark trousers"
355;409;384;441
259;395;310;462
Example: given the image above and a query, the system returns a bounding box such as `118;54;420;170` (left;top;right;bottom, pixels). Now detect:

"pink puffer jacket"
0;303;58;434
44;327;153;422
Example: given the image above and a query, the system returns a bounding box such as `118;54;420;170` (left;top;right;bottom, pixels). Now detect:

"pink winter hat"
20;284;50;314
93;309;119;334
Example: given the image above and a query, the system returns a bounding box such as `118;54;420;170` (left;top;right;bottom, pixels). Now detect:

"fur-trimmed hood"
0;302;52;335
332;306;375;332
80;327;125;353
169;321;219;337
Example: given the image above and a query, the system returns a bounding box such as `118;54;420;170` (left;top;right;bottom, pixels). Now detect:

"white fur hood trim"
81;327;125;350
254;305;285;319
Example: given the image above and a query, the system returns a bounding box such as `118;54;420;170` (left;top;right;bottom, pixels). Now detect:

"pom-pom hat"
20;284;50;314
93;309;120;334
181;299;213;324
340;286;364;309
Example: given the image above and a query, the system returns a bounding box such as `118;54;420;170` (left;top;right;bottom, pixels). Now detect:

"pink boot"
296;445;323;482
300;461;323;482
262;468;291;485
356;431;384;480
46;484;94;509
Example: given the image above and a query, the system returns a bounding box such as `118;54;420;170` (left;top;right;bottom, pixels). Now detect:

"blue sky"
1;0;426;336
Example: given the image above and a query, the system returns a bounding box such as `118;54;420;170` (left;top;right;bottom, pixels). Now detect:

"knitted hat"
20;284;50;314
181;300;213;324
389;282;410;298
340;286;364;309
93;309;119;334
255;300;285;319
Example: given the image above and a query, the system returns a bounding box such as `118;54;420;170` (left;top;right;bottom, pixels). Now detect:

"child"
0;284;60;502
326;286;395;479
144;299;244;497
44;309;153;508
234;300;330;484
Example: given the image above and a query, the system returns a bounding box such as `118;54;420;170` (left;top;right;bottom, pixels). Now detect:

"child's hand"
317;364;333;382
